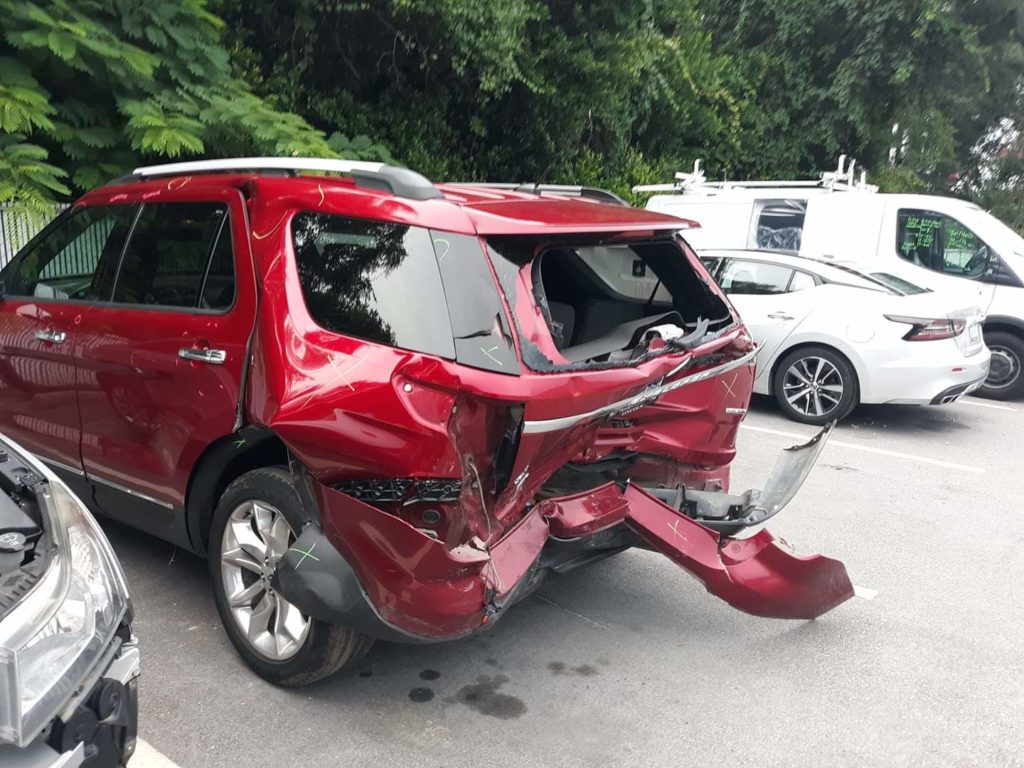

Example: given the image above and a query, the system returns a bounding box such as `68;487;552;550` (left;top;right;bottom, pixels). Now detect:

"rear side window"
113;202;232;308
430;231;516;372
291;213;456;359
789;270;816;292
1;205;135;300
719;259;794;295
896;209;993;279
700;256;721;275
754;199;806;252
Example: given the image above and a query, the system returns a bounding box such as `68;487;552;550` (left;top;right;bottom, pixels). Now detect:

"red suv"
0;158;854;684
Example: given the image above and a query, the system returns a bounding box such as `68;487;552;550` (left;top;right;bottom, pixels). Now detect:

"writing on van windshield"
903;214;978;252
902;215;942;249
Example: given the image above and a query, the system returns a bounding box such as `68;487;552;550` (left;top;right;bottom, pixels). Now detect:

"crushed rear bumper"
273;426;853;640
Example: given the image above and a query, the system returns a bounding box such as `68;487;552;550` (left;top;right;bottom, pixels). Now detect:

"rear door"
714;258;818;381
74;191;257;542
0;204;135;479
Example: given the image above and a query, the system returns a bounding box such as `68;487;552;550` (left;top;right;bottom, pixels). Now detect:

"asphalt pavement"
112;395;1024;768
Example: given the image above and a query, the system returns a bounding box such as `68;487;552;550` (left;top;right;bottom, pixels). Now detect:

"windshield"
868;272;928;295
817;260;899;294
961;205;1024;258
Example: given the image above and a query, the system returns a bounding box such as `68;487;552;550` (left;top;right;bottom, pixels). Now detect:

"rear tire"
772;345;858;425
977;330;1024;401
209;467;373;685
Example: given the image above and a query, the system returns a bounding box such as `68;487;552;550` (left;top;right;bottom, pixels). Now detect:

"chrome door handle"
767;313;795;321
34;329;66;344
178;347;227;365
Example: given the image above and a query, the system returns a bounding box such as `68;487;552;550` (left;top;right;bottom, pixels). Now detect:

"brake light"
884;315;966;341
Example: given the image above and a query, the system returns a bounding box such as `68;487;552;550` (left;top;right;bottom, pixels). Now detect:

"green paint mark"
481;345;504;367
232;437;247;449
288;542;321;567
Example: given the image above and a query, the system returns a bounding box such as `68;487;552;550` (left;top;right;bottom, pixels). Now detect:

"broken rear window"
487;234;732;370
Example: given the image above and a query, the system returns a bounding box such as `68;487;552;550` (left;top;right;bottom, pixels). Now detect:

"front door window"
896;209;994;279
0;205;137;301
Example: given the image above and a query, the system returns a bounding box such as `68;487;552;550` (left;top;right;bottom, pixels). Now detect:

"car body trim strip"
523;347;757;434
40;457;86;477
86;472;176;510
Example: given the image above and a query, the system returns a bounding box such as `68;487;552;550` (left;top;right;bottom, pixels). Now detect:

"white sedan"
700;250;991;424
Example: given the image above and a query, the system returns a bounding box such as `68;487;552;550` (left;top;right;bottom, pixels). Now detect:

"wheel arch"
983;315;1024;339
184;426;289;555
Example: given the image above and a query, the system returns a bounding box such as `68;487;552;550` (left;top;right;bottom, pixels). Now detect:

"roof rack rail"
122;157;444;201
632;156;878;195
452;182;629;206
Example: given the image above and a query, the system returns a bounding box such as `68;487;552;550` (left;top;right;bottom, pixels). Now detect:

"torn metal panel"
623;484;854;620
681;423;834;534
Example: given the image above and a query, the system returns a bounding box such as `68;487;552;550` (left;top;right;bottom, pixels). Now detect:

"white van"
636;159;1024;399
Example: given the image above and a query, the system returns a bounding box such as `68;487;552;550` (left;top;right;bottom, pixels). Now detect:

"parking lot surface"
110;396;1024;768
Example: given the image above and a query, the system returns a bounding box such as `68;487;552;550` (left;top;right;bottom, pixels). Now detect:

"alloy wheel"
985;345;1021;392
782;356;845;418
220;500;310;661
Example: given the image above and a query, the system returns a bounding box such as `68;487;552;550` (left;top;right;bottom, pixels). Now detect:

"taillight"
884;315;966;341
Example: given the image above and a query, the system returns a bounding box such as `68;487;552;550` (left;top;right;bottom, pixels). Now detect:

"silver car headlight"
0;474;130;747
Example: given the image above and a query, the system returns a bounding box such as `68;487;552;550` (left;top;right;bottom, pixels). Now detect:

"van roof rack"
119;157;444;201
632;156;878;195
450;182;629;206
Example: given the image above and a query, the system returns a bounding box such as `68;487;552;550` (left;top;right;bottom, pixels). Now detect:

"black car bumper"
0;637;139;768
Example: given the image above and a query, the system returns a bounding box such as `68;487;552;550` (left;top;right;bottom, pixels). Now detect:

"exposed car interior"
530;241;731;364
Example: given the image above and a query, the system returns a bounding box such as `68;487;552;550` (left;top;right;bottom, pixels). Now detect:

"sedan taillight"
884;315;966;341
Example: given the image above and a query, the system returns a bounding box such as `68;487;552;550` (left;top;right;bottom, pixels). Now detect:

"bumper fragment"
624;484;854;619
673;422;834;536
0;741;85;768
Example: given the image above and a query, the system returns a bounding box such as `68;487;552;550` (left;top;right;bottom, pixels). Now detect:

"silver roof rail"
125;157;443;200
449;182;629;206
632;156;878;195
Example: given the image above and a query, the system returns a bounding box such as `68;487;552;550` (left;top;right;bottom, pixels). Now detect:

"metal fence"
0;203;67;268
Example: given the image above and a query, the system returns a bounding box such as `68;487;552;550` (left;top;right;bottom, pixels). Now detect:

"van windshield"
961;206;1024;258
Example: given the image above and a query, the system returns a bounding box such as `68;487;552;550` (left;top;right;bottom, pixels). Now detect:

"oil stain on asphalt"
547;661;599;677
409;687;435;703
446;674;527;719
409;669;441;702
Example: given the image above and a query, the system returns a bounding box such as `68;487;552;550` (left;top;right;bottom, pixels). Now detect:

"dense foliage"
0;0;331;211
1;0;1022;220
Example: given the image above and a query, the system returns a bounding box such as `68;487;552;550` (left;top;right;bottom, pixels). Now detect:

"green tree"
0;0;332;210
977;146;1024;235
699;0;1024;189
221;0;753;188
